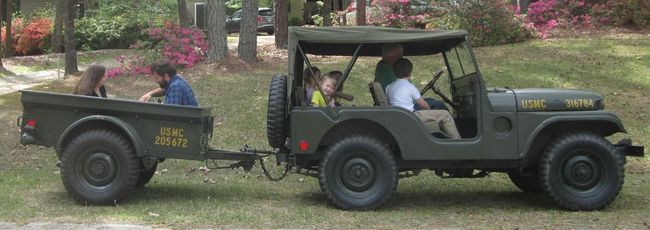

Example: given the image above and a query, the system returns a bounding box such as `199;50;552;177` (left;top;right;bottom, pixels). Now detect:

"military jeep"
266;26;644;211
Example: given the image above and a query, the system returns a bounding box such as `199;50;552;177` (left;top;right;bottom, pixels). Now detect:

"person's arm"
412;84;430;110
416;97;430;110
139;88;165;102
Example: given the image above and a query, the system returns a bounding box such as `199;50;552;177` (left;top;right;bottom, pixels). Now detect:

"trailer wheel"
267;74;288;148
508;169;542;193
60;129;139;205
319;135;398;210
540;132;624;211
136;160;157;188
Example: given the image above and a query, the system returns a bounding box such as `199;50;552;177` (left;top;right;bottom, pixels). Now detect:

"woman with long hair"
73;64;108;97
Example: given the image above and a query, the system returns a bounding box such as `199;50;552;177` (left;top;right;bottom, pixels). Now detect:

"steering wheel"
420;68;459;110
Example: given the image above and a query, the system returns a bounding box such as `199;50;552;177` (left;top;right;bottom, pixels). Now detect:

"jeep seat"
369;82;389;106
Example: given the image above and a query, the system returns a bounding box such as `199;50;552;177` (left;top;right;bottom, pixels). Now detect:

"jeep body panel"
20;90;213;161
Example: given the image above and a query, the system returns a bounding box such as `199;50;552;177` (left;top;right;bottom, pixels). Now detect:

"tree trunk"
0;0;3;67
4;0;13;57
206;0;228;63
52;0;65;53
274;0;288;49
323;0;332;26
64;0;78;75
356;0;366;26
238;0;258;63
178;0;192;27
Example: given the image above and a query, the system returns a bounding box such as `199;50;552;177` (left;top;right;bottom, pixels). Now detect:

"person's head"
151;63;177;89
381;43;404;64
73;64;107;96
393;58;413;80
303;66;321;88
328;70;343;81
319;74;337;97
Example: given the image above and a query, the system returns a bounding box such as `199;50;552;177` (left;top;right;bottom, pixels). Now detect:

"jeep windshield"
444;42;477;80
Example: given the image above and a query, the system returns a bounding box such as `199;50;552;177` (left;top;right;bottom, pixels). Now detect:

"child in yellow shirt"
311;74;337;107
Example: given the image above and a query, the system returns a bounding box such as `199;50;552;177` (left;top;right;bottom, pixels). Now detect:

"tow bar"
204;145;292;181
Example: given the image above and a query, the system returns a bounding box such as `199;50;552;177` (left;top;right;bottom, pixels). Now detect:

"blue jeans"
415;98;447;111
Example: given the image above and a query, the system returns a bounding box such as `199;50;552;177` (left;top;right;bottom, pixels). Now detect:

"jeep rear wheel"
136;160;157;188
60;130;139;205
319;136;398;210
540;132;624;211
508;169;542;193
267;74;288;148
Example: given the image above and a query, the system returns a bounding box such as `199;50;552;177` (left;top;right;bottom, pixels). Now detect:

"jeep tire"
508;169;542;193
267;74;288;148
540;132;624;211
60;130;139;205
319;135;398;210
136;160;157;188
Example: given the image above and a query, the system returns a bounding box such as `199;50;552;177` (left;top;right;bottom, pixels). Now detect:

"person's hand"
139;93;152;102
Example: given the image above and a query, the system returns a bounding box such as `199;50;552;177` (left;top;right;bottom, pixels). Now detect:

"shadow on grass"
297;190;556;211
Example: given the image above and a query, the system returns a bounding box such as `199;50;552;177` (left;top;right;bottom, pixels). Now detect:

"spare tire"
267;74;289;148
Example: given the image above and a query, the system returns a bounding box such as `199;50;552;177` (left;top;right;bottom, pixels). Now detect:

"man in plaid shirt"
139;63;198;106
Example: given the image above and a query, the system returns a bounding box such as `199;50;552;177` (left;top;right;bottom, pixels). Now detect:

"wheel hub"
82;152;117;187
341;157;376;192
562;155;601;191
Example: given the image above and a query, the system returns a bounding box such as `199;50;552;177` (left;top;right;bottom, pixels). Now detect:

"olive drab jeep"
266;26;644;211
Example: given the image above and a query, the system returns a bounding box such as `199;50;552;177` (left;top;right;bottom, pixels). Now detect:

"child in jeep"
304;67;321;103
386;58;461;139
311;74;337;107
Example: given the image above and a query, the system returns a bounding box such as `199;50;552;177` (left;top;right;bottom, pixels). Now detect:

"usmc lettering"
155;126;188;148
565;98;594;109
521;99;547;109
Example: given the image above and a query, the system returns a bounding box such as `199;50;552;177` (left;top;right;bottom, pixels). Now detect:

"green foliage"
75;16;137;50
75;0;176;50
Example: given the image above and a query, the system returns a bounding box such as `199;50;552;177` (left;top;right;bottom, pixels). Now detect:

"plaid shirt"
164;75;198;106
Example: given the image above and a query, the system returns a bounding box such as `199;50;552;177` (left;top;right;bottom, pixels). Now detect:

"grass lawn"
0;34;648;228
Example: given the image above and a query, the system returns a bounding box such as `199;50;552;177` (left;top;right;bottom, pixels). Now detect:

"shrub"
368;0;430;29
1;17;25;53
593;0;650;28
75;16;140;50
428;0;536;46
107;22;207;78
16;18;52;55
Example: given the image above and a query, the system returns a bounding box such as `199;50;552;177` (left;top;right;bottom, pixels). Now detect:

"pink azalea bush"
107;21;207;78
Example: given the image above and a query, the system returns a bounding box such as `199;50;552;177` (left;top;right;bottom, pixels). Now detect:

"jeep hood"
513;88;604;112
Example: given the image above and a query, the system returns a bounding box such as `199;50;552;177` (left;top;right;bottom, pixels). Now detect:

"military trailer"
18;91;261;204
265;26;644;211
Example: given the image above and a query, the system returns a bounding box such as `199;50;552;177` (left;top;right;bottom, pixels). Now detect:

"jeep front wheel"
319;136;398;210
60;130;139;205
540;132;624;211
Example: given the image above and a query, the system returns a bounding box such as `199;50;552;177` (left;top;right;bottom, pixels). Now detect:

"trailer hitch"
240;145;293;181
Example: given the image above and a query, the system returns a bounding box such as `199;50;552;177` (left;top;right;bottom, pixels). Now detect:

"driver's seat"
369;82;389;106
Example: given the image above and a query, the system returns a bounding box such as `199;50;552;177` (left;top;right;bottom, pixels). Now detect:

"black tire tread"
267;74;289;148
318;135;398;211
539;131;624;211
508;169;543;193
60;129;139;205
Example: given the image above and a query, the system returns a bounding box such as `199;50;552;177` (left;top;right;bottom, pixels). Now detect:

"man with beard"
139;63;198;106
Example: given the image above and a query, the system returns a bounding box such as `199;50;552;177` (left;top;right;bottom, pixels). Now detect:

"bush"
75;16;141;50
428;0;536;46
593;0;650;28
107;22;207;78
75;0;176;51
1;17;25;53
368;0;430;29
16;18;52;55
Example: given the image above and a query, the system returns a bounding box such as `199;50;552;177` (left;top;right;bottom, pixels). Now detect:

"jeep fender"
56;115;144;159
518;113;626;165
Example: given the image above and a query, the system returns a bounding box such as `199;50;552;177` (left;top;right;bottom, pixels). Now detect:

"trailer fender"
56;115;144;159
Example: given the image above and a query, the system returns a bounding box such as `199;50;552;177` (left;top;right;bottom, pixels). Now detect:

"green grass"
0;34;648;228
2;50;127;75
